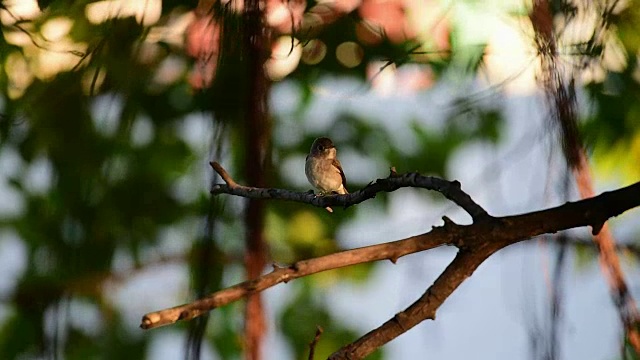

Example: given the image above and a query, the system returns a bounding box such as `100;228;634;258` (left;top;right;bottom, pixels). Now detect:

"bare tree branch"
210;162;490;222
140;222;453;329
141;180;640;338
328;180;640;359
329;249;491;359
308;326;324;360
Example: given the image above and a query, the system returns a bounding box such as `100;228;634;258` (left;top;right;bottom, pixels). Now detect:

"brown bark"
573;150;640;353
242;0;270;358
141;178;640;337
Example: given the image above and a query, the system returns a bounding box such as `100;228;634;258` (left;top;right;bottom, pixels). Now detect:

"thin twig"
308;326;324;360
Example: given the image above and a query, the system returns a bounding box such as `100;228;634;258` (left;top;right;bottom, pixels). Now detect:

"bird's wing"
332;158;348;191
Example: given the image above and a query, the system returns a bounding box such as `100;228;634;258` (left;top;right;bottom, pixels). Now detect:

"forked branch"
142;168;640;358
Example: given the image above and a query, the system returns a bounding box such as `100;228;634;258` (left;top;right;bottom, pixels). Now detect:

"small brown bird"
305;137;348;195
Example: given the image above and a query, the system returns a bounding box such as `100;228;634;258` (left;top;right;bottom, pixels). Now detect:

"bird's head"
310;137;336;158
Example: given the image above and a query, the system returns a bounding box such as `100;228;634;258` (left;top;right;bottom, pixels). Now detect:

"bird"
305;137;348;195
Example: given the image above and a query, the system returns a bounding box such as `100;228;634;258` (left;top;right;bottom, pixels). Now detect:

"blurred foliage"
585;59;640;184
0;0;638;359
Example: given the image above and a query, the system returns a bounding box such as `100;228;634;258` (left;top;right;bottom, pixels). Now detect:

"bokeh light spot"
85;0;162;26
302;39;327;65
265;36;302;81
41;17;73;42
336;41;363;68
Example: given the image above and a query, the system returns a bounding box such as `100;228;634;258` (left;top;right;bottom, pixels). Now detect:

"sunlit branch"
328;181;640;360
141;180;640;338
140;222;456;329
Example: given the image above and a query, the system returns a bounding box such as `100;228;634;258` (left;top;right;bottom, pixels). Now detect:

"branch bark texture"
142;163;640;359
211;162;489;222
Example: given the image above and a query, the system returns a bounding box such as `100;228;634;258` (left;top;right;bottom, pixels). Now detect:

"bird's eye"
318;145;324;151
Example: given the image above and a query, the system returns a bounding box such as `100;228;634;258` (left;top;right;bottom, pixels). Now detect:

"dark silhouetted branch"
141;180;640;339
308;326;324;360
328;181;640;359
210;162;490;222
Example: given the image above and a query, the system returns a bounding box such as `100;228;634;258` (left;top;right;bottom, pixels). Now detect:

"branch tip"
442;216;456;227
140;317;151;329
210;161;238;187
308;326;324;360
